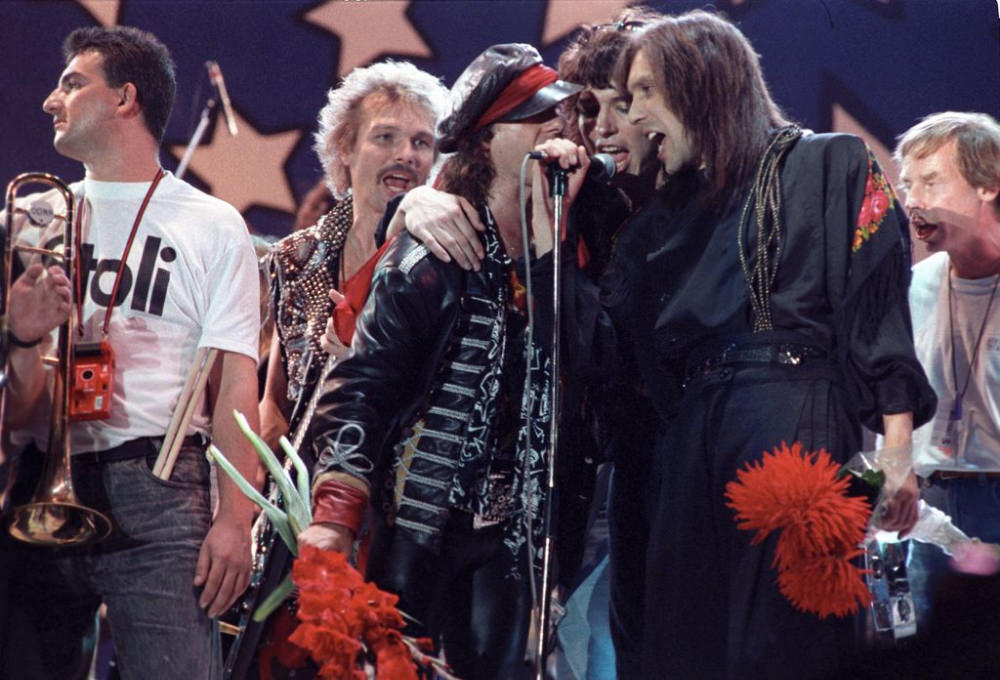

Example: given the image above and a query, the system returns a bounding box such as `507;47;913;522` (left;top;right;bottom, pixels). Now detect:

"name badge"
929;400;972;463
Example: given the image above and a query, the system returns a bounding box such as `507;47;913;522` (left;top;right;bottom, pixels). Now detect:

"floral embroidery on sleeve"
852;149;897;253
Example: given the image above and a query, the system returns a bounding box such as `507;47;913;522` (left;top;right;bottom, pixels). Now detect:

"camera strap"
74;167;166;337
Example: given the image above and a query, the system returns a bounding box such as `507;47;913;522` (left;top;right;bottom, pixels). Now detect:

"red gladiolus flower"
258;606;311;680
371;632;419;680
289;546;423;679
725;442;873;619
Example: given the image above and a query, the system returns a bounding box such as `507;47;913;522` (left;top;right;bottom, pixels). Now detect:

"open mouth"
646;132;667;159
912;218;940;241
598;144;630;172
378;169;416;195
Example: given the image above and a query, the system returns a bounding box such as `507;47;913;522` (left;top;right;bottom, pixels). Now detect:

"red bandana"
473;64;558;131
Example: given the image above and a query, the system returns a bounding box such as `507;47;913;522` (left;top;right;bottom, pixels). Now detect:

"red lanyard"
74;168;166;337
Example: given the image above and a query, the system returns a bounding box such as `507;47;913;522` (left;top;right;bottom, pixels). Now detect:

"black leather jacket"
309;196;610;557
308;229;472;492
309;196;567;547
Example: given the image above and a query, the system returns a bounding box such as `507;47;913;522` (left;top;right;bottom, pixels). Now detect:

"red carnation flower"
725;442;873;618
777;552;872;618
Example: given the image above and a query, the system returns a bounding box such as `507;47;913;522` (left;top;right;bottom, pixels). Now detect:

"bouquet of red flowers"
208;413;458;680
724;441;873;618
287;546;425;679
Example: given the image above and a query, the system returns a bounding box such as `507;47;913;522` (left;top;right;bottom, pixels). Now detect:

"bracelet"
8;330;42;348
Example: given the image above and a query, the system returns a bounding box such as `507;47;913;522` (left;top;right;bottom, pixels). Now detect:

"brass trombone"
2;172;110;546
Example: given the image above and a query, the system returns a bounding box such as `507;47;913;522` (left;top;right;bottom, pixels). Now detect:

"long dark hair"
436;126;495;207
559;6;664;89
558;7;664;148
616;10;790;209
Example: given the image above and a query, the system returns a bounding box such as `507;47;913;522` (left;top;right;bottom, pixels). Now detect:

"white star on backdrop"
541;0;634;46
77;0;120;26
305;0;433;76
168;109;300;217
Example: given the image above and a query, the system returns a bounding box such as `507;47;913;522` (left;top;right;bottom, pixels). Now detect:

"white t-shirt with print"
12;171;259;454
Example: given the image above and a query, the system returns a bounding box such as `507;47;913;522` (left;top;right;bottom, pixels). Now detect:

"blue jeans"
908;474;1000;632
556;553;616;680
5;439;220;680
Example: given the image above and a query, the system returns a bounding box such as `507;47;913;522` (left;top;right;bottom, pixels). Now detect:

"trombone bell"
9;502;111;546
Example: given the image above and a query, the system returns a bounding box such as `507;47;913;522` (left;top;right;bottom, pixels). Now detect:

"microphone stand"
533;165;567;680
175;98;217;180
0;240;7;392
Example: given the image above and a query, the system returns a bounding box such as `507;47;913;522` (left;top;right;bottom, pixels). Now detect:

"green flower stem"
206;442;298;553
279;434;312;513
232;411;312;535
209;411;323;621
252;573;296;623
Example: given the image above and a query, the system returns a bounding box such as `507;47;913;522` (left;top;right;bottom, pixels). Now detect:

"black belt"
683;341;828;386
74;435;205;465
925;470;1000;483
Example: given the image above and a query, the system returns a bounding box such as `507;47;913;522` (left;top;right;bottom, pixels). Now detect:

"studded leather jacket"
269;200;352;412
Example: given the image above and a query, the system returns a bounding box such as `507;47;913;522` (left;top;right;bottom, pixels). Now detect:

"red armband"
312;479;368;536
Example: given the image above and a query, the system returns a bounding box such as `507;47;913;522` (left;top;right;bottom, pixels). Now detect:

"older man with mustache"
895;111;1000;637
260;61;449;451
244;60;448;679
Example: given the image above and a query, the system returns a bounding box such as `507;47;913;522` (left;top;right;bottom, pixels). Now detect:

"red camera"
69;341;115;421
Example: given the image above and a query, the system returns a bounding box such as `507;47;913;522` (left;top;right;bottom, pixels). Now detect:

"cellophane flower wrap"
724;441;873;618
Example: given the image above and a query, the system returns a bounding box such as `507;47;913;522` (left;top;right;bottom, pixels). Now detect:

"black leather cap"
437;43;582;153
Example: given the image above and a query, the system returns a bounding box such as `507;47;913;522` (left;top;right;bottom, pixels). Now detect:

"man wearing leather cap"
299;43;590;679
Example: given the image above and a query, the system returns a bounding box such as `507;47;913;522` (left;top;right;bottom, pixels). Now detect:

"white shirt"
910;252;1000;476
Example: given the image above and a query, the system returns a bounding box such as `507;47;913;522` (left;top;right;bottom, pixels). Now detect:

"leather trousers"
366;509;533;680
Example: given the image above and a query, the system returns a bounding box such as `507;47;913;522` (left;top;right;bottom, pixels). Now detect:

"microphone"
528;151;617;182
586;153;616;182
205;61;238;136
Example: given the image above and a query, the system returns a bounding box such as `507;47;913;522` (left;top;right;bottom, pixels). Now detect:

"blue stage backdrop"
2;0;997;240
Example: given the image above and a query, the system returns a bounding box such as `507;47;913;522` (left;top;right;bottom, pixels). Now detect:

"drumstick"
154;347;218;479
156;346;205;471
155;347;217;479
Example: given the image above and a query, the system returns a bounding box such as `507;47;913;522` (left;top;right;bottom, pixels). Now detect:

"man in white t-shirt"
896;111;1000;629
1;26;259;679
